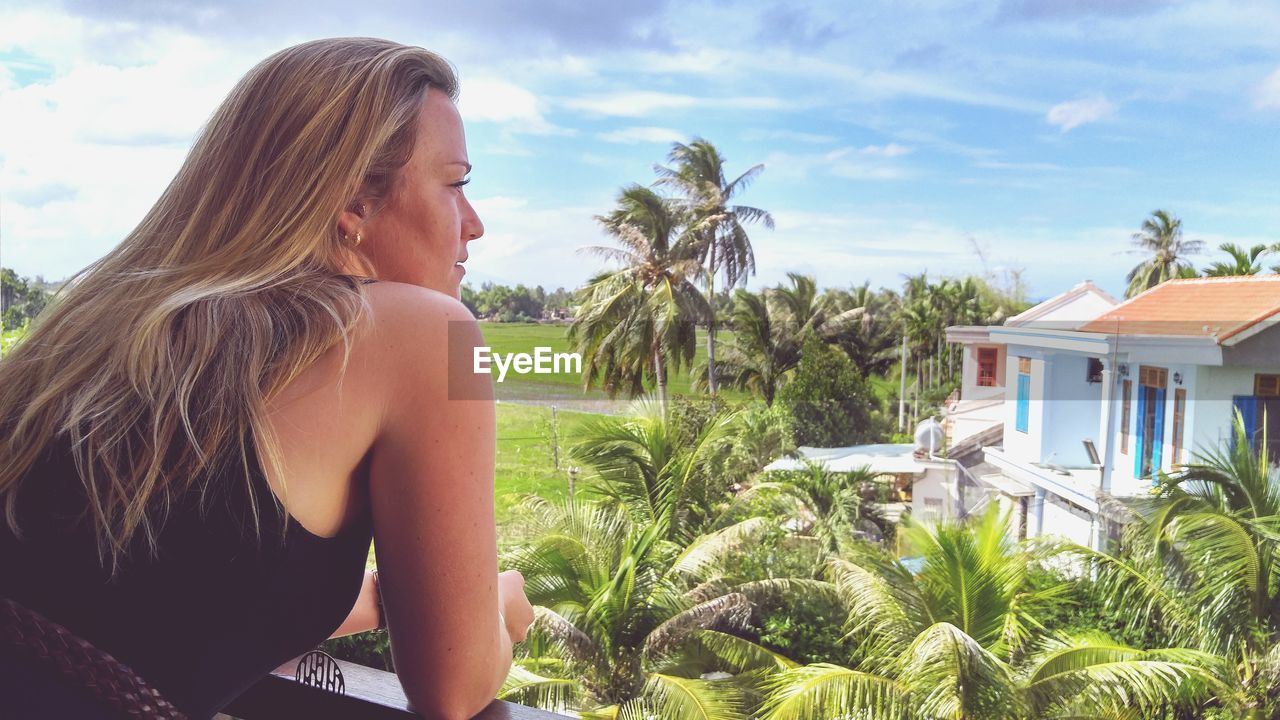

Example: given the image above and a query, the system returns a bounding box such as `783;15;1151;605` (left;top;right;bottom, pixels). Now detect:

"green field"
493;402;600;551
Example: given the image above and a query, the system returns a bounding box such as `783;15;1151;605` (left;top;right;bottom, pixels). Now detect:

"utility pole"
550;405;560;470
898;334;907;431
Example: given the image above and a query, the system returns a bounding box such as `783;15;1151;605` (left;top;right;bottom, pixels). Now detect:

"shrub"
776;334;879;447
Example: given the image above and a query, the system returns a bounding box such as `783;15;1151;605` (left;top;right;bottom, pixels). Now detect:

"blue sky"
1;0;1278;301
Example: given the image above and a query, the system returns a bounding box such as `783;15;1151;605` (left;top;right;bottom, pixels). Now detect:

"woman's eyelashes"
450;177;471;190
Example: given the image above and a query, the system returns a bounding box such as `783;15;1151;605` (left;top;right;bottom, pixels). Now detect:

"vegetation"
1075;414;1280;718
569;184;709;415
1125;209;1205;298
655;138;774;400
0;267;52;331
461;281;573;322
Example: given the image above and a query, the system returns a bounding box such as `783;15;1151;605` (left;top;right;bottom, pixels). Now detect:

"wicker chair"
0;597;186;719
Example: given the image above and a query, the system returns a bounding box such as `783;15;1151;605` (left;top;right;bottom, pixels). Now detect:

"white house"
944;281;1119;444
960;276;1280;550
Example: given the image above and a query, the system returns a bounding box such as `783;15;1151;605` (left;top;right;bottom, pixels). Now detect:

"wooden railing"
220;657;568;720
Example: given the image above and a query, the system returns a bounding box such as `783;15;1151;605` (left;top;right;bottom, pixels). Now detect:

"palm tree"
825;283;901;379
735;461;893;551
758;507;1222;719
656;139;774;400
1203;242;1272;277
503;497;804;719
1078;413;1280;718
569;398;737;541
1125;210;1204;298
696;274;866;405
570;185;709;415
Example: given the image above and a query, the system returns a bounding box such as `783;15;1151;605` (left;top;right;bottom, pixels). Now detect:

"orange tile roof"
1078;276;1280;343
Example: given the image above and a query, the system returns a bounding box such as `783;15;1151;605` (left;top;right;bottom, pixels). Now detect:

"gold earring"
354;231;363;247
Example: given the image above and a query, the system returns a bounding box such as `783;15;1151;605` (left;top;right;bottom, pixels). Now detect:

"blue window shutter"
1233;395;1258;452
1135;387;1147;478
1016;374;1030;433
1151;387;1166;484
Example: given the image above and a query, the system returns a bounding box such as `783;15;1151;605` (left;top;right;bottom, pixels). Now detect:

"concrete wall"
961;343;1006;401
1022;292;1117;329
1003;348;1046;464
1037;492;1095;546
912;466;959;522
1041;353;1103;467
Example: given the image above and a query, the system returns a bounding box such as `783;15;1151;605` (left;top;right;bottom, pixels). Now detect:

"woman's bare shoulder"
352;281;488;407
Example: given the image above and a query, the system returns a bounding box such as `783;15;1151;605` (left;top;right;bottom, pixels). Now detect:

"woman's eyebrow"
446;161;472;173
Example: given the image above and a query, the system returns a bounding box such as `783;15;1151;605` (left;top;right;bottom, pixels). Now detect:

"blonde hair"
0;38;458;574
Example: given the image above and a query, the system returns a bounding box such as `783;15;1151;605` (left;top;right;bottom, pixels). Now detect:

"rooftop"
1079;275;1280;343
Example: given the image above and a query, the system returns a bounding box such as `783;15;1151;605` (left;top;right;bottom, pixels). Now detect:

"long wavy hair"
0;38;458;575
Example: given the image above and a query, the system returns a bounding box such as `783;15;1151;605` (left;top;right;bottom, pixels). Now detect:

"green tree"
1125;210;1204;298
759;508;1222;719
570;185;708;414
503;498;803;718
656;139;773;400
1077;413;1280;718
776;334;877;447
569;398;737;541
737;461;894;551
1202;242;1272;277
699;274;865;405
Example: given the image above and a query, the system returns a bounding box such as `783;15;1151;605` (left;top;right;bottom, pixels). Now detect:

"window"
923;497;943;521
1256;374;1280;397
1086;358;1103;384
977;347;998;387
1015;357;1031;433
1120;379;1132;455
1172;388;1186;466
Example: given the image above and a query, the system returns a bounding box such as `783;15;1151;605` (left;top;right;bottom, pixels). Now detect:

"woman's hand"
497;570;534;644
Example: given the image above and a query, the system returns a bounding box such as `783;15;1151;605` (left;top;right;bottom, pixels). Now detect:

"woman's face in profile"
359;89;484;298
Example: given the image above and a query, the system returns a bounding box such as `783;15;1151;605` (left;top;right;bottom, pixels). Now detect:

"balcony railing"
218;656;569;720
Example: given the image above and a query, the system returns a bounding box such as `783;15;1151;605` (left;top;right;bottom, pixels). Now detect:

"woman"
0;37;534;719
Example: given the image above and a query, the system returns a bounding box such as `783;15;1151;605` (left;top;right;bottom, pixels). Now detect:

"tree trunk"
654;344;668;417
705;241;718;401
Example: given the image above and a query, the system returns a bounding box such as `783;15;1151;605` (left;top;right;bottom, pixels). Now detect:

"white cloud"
597;126;685;144
458;77;568;135
1046;96;1116;132
859;143;912;157
1253;67;1280;109
765;146;912;182
560;91;785;118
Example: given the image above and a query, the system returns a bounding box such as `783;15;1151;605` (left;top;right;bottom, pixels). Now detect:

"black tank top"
0;433;374;719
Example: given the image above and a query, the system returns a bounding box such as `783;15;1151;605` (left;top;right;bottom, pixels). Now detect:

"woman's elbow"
405;686;497;720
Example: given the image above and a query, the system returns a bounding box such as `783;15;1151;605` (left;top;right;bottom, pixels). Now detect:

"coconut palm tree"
826;283;902;379
1125;210;1205;298
695;274;866;405
1077;413;1280;718
758;507;1223;719
569;398;738;541
570;185;708;415
503;497;805;719
734;461;893;551
1203;242;1272;277
655;139;774;399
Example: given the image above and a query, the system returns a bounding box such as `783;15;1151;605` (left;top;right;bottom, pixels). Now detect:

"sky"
1;0;1278;301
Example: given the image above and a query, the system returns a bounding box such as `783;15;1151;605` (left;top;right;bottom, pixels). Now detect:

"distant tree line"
460;282;574;322
1;268;53;330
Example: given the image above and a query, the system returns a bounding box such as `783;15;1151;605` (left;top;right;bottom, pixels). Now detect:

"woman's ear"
336;200;370;242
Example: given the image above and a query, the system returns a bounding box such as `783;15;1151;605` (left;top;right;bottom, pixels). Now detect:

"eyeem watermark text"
474;347;582;382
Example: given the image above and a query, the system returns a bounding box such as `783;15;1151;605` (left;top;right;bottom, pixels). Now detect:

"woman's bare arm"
363;283;513;720
328;571;381;639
